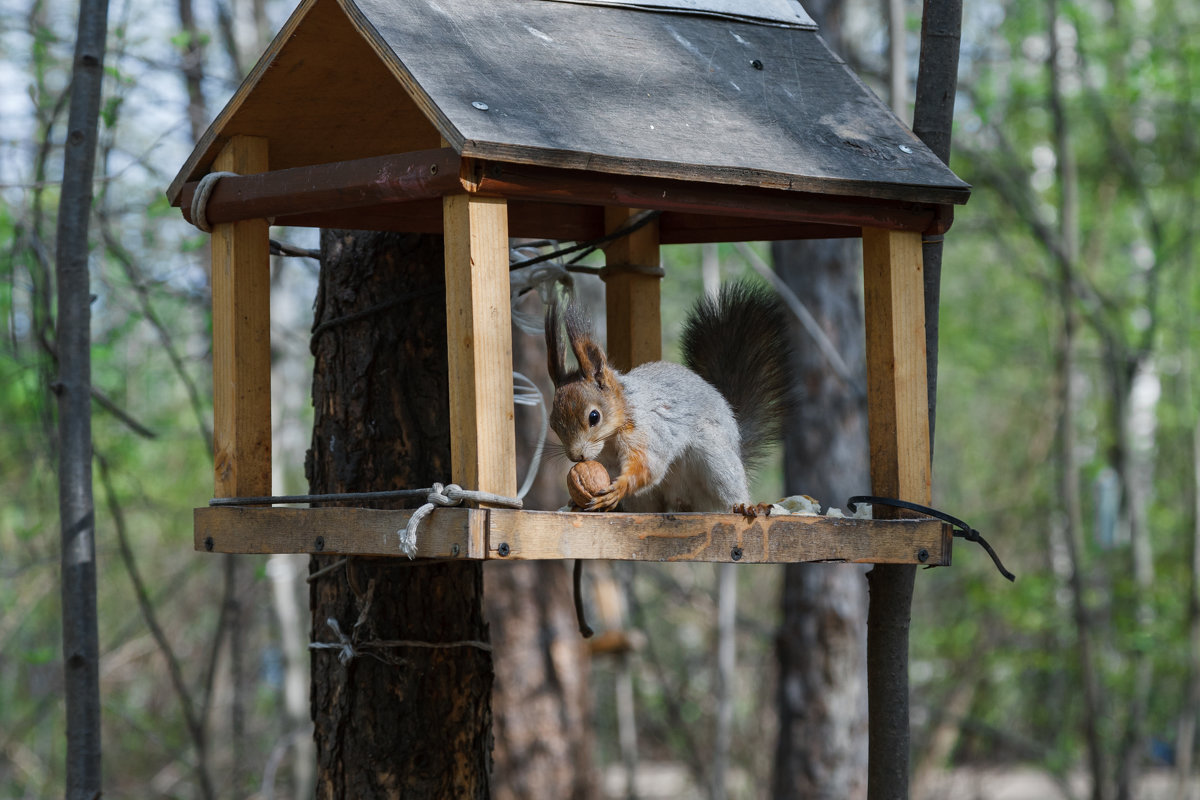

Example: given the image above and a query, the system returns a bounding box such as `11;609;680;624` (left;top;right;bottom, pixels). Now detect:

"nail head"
315;536;325;552
917;548;929;563
472;100;489;110
731;547;743;561
899;144;914;154
751;59;764;70
497;542;510;557
204;536;214;552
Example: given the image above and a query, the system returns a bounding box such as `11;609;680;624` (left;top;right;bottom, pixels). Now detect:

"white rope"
309;618;357;665
190;170;239;233
513;371;548;501
308;617;494;666
510;256;572;335
397;483;522;559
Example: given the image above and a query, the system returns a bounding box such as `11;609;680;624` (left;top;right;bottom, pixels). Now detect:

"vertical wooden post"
211;135;271;499
443;193;518;499
861;226;930;800
602;207;661;371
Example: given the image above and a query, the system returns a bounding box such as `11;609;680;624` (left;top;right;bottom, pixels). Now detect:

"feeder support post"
602;207;661;371
211;134;272;499
862;226;930;800
444;193;518;500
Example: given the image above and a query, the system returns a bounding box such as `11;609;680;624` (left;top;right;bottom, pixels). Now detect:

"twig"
97;213;213;453
89;386;156;438
733;241;864;398
96;452;216;800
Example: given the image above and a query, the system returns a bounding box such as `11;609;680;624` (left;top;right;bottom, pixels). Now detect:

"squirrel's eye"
588;409;601;427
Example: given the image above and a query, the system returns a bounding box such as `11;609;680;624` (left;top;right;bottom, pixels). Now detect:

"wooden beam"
211;135;271;498
194;506;952;564
443;193;518;499
862;227;931;504
472;161;955;233
602;207;661;371
177;149;462;225
861;226;931;800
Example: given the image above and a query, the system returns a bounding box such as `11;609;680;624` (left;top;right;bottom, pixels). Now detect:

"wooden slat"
603;207;661;371
194;506;952;564
862;227;931;505
195;506;474;558
443;194;519;499
211;136;271;498
490;510;949;564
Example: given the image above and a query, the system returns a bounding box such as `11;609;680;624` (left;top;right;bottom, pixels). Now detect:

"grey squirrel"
545;281;792;513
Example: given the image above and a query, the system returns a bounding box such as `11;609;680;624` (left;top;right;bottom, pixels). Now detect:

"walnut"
567;460;611;508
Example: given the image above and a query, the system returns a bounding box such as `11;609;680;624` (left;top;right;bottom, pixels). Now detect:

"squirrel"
545;280;792;513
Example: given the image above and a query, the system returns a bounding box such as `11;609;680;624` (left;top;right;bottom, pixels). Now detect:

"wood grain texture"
167;0;441;204
211;135;271;498
603;207;661;371
345;0;969;203
195;506;952;564
443;194;518;499
862;227;931;505
195;506;471;557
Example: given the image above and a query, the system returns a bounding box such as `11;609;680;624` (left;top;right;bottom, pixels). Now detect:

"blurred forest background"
2;0;1198;797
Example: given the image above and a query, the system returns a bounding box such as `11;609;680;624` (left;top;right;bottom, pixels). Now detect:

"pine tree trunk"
772;238;869;800
307;230;492;798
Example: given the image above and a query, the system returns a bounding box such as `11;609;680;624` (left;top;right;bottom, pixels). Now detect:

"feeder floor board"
194;507;952;565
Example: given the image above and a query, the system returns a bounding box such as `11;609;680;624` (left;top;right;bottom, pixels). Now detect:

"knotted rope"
398;483;522;559
189;171;239;233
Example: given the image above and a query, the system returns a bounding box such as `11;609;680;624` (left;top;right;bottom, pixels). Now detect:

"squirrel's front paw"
585;482;624;512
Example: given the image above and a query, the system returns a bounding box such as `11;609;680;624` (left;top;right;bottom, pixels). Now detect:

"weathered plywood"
195;506;485;559
195;506;952;565
490;510;950;564
211;136;271;498
346;0;969;204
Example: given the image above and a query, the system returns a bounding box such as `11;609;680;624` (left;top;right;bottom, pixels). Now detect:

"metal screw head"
429;164;438;175
472;100;489;110
751;59;764;70
917;548;930;563
731;546;744;561
204;536;214;552
497;542;511;557
315;536;326;552
899;144;914;154
451;543;461;557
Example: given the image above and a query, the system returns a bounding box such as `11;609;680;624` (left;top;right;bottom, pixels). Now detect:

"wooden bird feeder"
168;0;968;566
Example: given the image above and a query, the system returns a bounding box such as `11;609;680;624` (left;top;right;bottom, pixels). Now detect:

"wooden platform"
194;506;952;565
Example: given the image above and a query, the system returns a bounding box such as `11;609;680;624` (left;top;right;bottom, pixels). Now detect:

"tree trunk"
486;291;595;800
307;230;492;798
56;1;110;796
772;238;869;800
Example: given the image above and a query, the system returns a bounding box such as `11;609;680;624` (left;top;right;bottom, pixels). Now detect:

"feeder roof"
167;0;968;209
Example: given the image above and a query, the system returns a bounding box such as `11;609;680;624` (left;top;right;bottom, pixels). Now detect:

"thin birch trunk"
1177;418;1200;800
56;0;110;796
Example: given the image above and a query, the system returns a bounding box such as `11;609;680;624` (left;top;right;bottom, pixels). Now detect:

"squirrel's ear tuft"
545;299;568;387
564;302;607;381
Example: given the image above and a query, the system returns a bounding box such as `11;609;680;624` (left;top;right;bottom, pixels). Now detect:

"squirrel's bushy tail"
681;280;793;473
